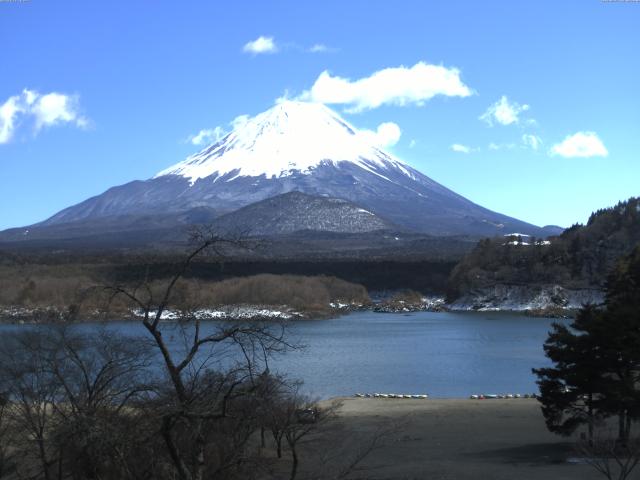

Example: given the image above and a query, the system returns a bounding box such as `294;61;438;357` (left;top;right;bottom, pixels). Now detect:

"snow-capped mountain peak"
154;100;413;183
30;100;554;239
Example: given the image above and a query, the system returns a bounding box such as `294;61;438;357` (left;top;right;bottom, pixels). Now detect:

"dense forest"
448;197;640;300
0;256;455;315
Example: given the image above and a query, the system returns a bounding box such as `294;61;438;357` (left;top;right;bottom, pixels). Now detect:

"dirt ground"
292;397;609;480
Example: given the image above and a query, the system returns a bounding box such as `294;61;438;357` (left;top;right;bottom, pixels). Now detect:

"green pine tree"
534;245;640;443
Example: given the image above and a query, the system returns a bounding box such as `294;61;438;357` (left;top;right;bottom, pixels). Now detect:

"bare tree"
47;327;154;479
0;388;11;478
104;228;295;480
283;395;323;480
576;433;640;480
0;330;60;480
0;327;155;480
260;383;341;480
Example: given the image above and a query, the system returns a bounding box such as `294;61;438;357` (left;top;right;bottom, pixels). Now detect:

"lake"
0;310;565;399
277;310;563;398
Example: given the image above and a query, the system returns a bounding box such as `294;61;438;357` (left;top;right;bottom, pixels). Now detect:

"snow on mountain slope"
21;100;556;239
211;191;394;236
155;101;415;184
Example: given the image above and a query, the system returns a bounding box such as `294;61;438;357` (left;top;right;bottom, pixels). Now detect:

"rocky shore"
0;303;368;324
448;284;603;314
0;283;604;323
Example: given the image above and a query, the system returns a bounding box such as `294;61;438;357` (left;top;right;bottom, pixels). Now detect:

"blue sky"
1;0;638;230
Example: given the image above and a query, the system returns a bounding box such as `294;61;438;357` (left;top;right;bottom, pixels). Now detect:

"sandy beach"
301;397;606;480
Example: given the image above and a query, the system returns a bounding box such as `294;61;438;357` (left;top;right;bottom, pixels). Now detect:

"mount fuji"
1;101;560;247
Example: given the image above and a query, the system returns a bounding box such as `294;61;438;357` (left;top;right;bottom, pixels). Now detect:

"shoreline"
0;302;576;324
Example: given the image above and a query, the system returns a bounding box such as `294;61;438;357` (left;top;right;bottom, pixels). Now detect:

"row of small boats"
469;393;537;399
354;393;429;399
353;393;538;399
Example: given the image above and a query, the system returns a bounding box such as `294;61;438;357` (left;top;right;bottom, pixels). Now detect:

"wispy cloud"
308;43;329;53
549;131;608;158
480;95;530;126
297;61;473;113
451;143;476;154
187;114;249;146
243;37;333;55
0;89;88;144
188;127;226;146
243;36;278;55
521;133;542;150
230;114;249;130
488;142;516;151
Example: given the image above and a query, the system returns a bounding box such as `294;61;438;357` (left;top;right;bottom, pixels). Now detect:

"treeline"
0;268;370;319
447;197;640;300
0;256;456;317
202;274;370;311
0;245;458;294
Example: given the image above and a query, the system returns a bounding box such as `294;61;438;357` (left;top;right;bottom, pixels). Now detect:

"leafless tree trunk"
0;326;155;480
0;331;59;480
105;228;294;480
0;392;10;478
577;433;640;480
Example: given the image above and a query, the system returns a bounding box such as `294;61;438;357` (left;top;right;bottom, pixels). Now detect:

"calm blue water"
278;311;562;398
0;311;564;399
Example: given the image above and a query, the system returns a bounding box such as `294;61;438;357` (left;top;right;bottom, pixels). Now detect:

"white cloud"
451;143;472;153
358;122;402;148
298;61;473;113
308;43;329;53
243;36;277;54
0;94;25;144
550;131;608;158
189;127;226;146
488;142;516;151
31;92;87;130
480;95;530;126
275;90;291;104
0;89;87;144
409;139;417;148
230;114;249;130
188;114;250;147
522;134;542;150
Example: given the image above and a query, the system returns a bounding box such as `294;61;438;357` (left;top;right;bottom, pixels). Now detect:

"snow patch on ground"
132;306;303;321
449;284;604;312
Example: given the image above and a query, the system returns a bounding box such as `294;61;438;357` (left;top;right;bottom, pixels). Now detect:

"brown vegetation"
0;263;370;320
200;274;370;311
0;264;100;309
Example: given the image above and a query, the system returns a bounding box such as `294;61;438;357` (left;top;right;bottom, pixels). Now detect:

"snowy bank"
448;284;604;313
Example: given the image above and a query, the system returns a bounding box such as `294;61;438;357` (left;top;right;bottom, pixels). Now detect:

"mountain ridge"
5;100;559;243
210;191;396;236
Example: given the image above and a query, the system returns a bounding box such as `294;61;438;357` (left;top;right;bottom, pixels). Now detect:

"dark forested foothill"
447;197;640;301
